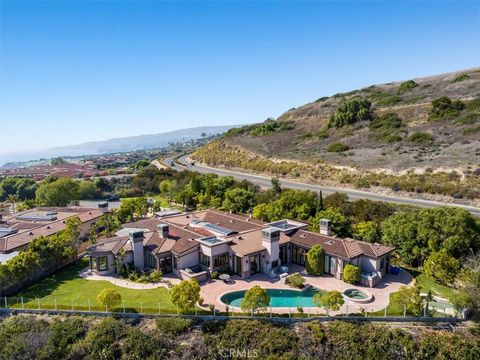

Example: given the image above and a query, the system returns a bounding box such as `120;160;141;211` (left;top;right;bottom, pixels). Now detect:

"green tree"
429;96;464;121
7;194;19;213
353;221;379;243
271;177;282;196
78;181;97;200
328;97;372;128
310;208;350;237
306;245;325;275
324;192;350;213
98;213;120;238
96;289;122;311
222;188;256;213
449;291;470;317
313;290;345;315
64;216;82;262
392;282;423;316
241;285;270;313
169;279;201;312
35;177;79;206
343;264;360;284
424;250;460;285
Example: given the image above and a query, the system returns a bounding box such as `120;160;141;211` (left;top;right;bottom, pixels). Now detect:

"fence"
1;296;464;323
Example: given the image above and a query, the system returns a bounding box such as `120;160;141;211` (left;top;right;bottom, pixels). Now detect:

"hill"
193;68;480;203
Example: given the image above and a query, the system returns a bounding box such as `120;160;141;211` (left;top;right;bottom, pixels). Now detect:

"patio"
201;264;413;315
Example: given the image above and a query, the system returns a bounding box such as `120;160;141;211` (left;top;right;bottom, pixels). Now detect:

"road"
160;154;480;217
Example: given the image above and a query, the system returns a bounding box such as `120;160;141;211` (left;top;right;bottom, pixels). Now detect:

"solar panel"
204;223;235;236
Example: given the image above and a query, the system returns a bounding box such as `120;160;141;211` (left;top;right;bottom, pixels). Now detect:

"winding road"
159;155;480;217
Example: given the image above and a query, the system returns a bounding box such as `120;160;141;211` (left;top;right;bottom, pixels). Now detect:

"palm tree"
7;194;19;213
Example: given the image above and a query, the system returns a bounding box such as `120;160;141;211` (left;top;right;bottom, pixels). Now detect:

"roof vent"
28;231;34;235
237;236;243;240
325;240;334;245
46;226;51;229
300;234;307;238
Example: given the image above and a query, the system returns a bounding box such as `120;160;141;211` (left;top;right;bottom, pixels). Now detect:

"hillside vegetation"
194;68;480;202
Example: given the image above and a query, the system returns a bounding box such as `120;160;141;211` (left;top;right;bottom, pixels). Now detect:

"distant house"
87;209;394;287
0;206;105;254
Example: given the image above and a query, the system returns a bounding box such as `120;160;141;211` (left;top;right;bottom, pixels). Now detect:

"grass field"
404;267;455;299
8;258;176;313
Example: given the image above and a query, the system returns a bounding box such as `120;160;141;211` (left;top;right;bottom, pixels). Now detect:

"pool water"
344;288;368;299
221;287;325;308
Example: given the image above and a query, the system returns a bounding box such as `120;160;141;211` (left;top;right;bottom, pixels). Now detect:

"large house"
87;209;394;287
0;206;105;262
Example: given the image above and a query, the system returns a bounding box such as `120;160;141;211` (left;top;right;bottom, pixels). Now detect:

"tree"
64;216;81;261
353;221;379;243
343;264;360;284
392;282;423;316
78;181;97;200
309;208;350;237
424;250;460;285
50;157;67;165
324;192;350;214
222;188;255;213
7;194;19;213
306;245;325;275
35;177;79;206
313;290;344;315
169;279;201;311
241;285;270;313
449;291;470;317
429;96;464;121
271;177;282;196
97;289;121;311
98;213;120;238
316;190;324;212
328;97;372;128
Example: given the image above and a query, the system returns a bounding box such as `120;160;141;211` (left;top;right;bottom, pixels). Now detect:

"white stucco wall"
178;250;199;269
360;257;377;273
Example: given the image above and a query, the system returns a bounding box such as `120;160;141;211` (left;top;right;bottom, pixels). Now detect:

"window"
380;258;384;269
292;246;307;266
173;256;178;270
199;253;211;267
147;253;157;268
98;257;107;271
90;257;97;270
159;256;172;274
213;253;229;271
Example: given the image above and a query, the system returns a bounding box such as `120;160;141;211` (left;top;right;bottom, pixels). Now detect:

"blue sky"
1;0;479;155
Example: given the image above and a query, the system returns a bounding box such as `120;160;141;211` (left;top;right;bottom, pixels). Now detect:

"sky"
0;0;479;157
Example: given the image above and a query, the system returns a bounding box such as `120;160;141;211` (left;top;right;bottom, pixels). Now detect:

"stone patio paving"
200;264;413;315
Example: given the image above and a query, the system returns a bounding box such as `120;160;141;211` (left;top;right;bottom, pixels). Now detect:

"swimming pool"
220;287;325;308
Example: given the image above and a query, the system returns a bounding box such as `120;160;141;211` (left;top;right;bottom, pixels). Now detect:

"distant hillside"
54;125;239;154
194;68;480;203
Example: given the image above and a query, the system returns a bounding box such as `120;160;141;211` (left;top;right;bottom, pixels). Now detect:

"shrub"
428;96;464;121
155;317;193;335
424;250;460;285
97;289;122;311
286;273;306;288
328;97;372;128
406;132;434;145
148;270;162;282
306;245;325;275
452;73;470;83
326;143;349;153
397;80;418;94
211;271;220;280
169;279;201;311
343;264;360;284
241;286;270;313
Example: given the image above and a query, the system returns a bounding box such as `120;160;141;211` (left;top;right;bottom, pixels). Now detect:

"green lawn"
404;266;455;299
8;259;176;313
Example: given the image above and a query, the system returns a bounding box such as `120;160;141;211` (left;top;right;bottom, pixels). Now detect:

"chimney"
261;228;280;243
129;229;145;270
319;219;332;236
157;223;169;238
98;201;109;214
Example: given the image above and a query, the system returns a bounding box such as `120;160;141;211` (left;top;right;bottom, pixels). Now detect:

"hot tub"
343;288;374;303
